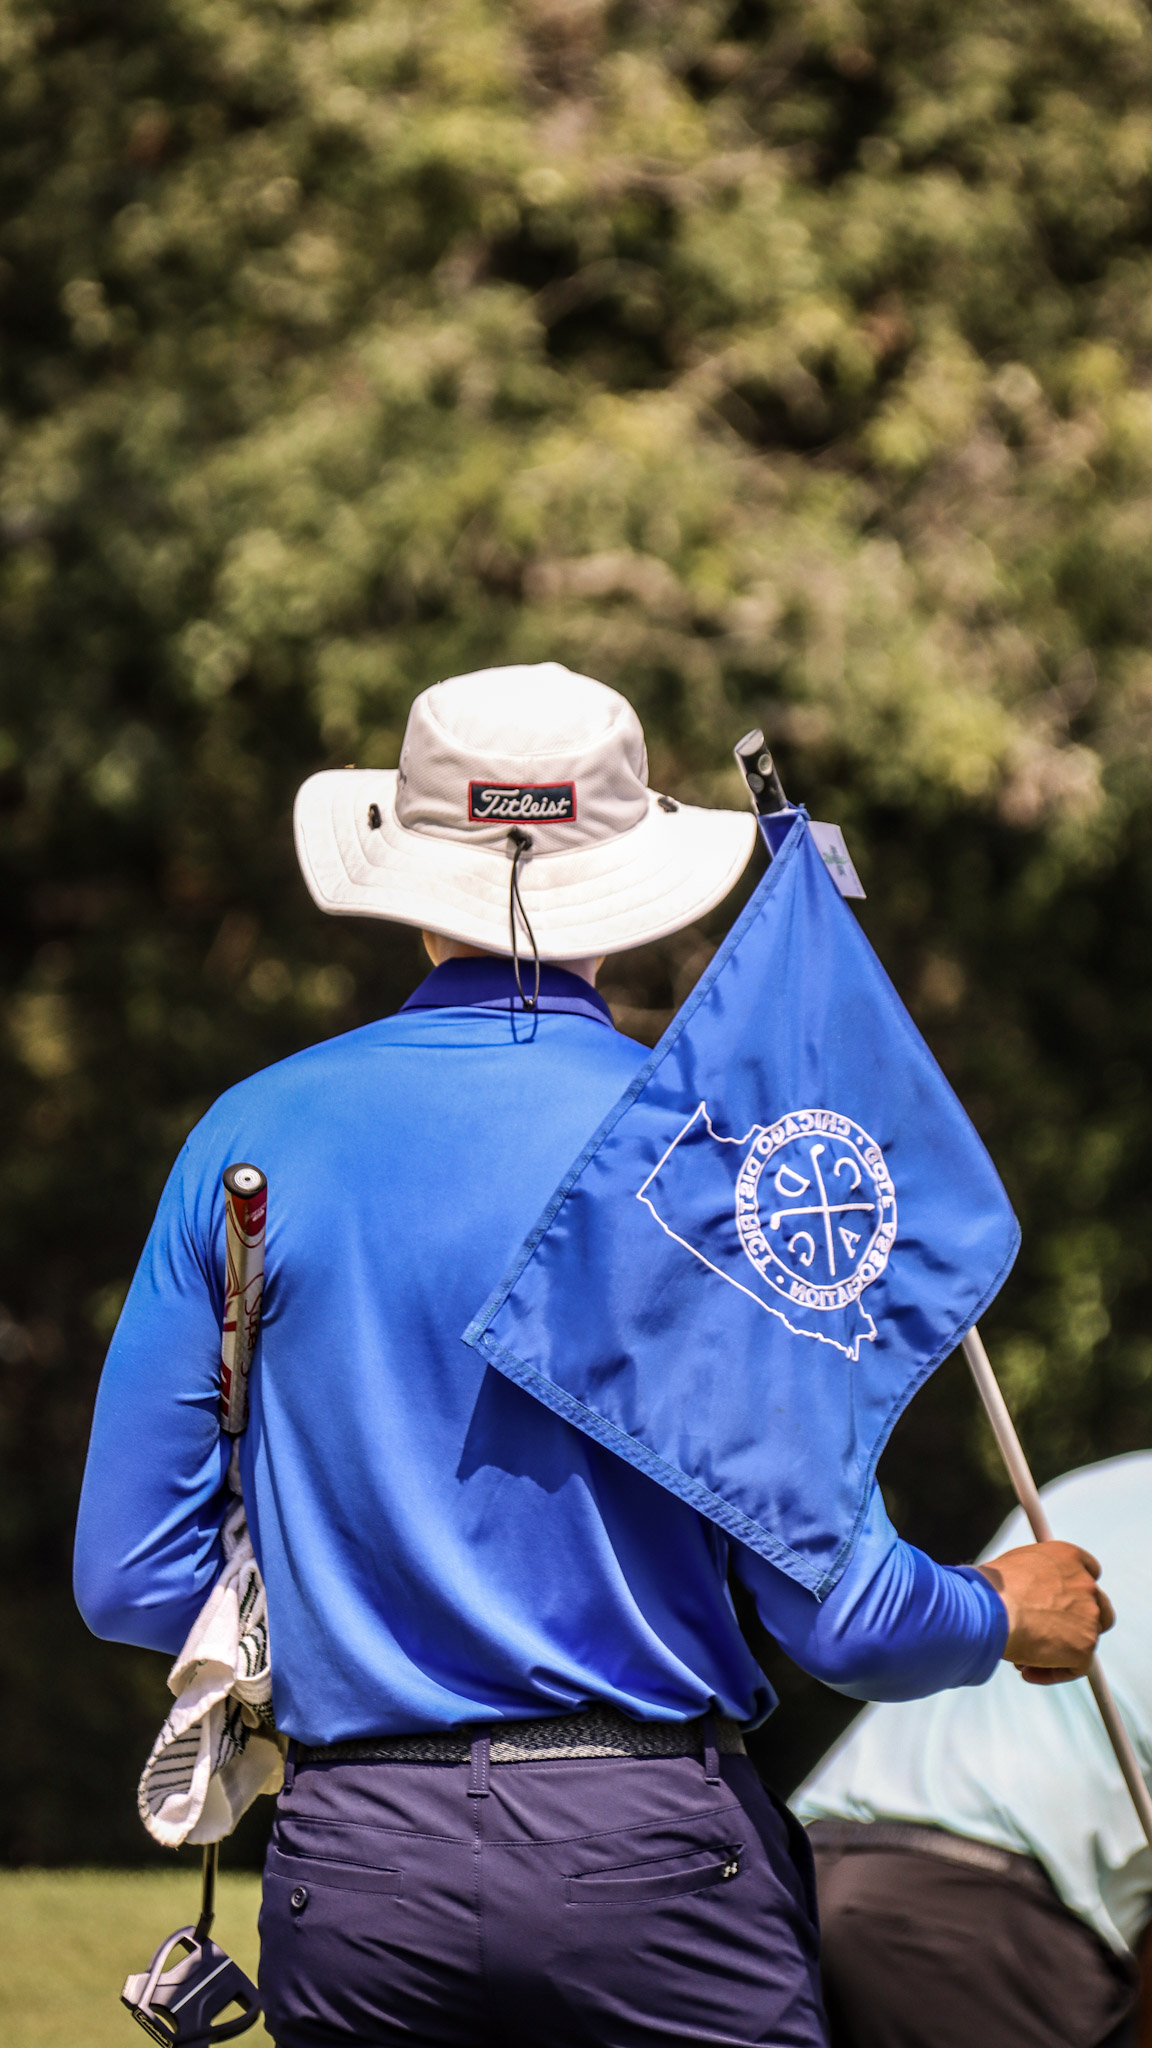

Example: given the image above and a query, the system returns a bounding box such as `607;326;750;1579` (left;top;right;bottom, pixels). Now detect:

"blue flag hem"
471;1322;832;1592
469;1215;1019;1597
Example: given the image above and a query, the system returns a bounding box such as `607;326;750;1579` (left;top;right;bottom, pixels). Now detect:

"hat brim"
294;771;758;959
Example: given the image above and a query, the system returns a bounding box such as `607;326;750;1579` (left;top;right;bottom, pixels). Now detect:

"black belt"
300;1703;747;1767
806;1818;1055;1897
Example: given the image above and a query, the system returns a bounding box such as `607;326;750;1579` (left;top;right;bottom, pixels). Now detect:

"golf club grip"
220;1162;267;1436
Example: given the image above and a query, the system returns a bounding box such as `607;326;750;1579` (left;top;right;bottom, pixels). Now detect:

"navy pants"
259;1738;827;2046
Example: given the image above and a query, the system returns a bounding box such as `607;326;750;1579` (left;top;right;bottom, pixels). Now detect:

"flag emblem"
637;1104;897;1361
735;1110;896;1307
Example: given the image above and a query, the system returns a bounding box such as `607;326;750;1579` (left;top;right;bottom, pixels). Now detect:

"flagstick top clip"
733;729;789;815
733;729;800;856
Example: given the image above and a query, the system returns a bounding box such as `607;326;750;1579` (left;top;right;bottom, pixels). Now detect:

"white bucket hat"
293;662;756;959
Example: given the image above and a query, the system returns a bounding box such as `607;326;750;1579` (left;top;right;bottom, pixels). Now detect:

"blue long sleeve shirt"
74;959;1006;1744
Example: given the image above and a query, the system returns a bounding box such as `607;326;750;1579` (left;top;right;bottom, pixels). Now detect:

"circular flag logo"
734;1110;897;1312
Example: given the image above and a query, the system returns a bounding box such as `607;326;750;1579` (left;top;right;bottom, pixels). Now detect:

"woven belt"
806;1818;1055;1895
300;1703;747;1767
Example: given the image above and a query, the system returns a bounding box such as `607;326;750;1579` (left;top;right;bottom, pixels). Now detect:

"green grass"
0;1870;269;2048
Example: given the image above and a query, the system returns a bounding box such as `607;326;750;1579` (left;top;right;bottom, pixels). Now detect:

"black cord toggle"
507;827;541;1011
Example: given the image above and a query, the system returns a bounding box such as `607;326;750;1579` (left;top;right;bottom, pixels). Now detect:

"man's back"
75;962;782;1743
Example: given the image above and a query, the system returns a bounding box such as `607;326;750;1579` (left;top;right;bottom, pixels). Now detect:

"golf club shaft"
194;1840;219;1944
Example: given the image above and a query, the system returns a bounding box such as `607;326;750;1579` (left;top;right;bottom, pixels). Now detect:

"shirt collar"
400;956;614;1027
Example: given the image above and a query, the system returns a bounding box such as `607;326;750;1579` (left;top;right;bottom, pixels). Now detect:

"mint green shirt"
796;1453;1152;1955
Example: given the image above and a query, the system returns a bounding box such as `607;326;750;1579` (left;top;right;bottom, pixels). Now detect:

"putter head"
122;1925;262;2047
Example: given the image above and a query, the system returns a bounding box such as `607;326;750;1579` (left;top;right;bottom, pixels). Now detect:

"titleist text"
468;782;577;822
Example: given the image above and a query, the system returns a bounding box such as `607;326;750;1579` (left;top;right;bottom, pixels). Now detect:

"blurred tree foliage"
3;0;1152;1856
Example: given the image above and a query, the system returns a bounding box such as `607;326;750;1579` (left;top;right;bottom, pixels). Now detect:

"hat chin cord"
507;828;541;1011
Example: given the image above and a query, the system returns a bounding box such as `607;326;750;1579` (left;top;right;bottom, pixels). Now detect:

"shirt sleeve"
731;1484;1008;1700
73;1141;230;1655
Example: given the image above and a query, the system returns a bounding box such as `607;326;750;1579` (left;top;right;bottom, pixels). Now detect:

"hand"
977;1540;1115;1684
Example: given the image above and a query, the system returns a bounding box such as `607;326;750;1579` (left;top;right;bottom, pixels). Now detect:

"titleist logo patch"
468;782;577;822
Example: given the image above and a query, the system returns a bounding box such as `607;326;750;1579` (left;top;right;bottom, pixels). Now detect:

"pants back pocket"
266;1843;402;1897
567;1841;742;1906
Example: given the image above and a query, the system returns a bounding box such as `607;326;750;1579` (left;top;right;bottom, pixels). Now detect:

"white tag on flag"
809;822;866;899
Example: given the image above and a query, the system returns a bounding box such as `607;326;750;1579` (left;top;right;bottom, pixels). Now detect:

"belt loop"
282;1739;297;1795
468;1731;491;1798
701;1712;720;1785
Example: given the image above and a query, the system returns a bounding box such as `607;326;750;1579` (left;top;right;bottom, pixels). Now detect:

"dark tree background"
2;0;1152;1861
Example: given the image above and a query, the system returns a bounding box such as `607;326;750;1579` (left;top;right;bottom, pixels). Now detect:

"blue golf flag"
464;814;1019;1596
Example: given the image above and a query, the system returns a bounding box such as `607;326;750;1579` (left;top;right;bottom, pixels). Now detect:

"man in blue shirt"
798;1453;1152;2048
75;663;1112;2047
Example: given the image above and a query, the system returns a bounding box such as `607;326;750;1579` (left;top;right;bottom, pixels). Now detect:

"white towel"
137;1480;283;1847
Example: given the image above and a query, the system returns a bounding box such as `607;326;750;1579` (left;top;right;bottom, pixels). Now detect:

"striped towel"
137;1473;283;1846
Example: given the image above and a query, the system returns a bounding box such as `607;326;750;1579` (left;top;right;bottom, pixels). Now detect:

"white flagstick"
963;1325;1152;1851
